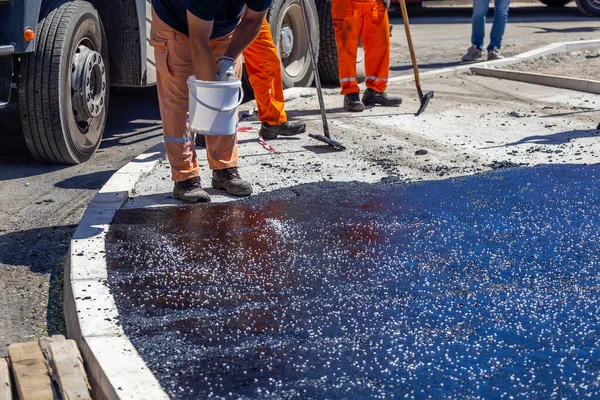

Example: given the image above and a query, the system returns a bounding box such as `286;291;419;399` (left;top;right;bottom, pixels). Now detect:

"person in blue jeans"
461;0;511;62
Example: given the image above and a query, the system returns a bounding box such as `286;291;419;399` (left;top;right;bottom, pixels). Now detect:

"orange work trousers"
151;9;242;182
243;18;287;126
332;0;391;95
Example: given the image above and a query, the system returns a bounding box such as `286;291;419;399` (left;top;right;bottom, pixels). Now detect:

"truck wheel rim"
589;0;600;10
71;39;106;133
279;3;310;81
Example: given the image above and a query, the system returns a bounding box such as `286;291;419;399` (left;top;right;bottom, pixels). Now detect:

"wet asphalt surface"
107;164;600;399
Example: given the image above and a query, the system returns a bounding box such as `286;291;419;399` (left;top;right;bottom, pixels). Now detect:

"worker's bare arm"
187;10;215;81
224;8;268;60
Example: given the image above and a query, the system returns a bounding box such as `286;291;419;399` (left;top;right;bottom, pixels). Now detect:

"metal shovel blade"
309;134;347;151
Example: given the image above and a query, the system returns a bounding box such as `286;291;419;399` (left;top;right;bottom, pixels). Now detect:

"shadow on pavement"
0;225;77;335
486;128;600;148
54;170;117;190
518;25;600;33
391;60;463;71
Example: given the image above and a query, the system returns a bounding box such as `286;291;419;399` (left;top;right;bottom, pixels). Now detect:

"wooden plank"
0;358;13;400
38;336;66;356
7;342;53;400
45;340;91;400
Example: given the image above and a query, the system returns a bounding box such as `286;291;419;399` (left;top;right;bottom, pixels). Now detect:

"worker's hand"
382;0;390;9
216;56;237;81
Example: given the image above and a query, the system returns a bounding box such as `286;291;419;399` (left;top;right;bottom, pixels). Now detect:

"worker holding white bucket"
151;0;271;203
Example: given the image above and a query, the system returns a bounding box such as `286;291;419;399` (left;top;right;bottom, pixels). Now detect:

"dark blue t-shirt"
152;0;271;38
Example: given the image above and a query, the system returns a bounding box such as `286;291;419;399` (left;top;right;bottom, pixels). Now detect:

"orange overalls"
332;0;391;95
242;18;287;126
151;9;242;183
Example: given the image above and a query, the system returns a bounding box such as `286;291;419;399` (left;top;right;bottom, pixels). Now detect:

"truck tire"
575;0;600;15
18;0;109;164
315;0;365;86
539;0;571;6
269;0;319;88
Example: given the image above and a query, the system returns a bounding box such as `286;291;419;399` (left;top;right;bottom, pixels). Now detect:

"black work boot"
212;167;253;196
195;134;206;147
173;176;211;204
343;93;365;112
259;121;306;140
361;88;402;107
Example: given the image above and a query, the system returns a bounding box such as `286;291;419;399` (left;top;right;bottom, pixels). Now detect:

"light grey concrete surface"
67;41;600;398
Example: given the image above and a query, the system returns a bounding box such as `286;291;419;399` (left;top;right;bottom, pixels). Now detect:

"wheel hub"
72;44;106;124
280;25;294;60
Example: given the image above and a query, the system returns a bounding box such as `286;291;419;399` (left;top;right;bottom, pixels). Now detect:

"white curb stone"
64;142;169;399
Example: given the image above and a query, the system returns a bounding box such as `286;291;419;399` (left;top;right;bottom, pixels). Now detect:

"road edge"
64;142;170;400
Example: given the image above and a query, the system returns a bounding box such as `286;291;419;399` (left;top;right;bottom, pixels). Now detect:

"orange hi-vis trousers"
243;18;287;126
332;0;391;95
151;9;241;183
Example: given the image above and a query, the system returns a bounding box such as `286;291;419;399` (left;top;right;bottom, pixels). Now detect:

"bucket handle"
189;86;244;113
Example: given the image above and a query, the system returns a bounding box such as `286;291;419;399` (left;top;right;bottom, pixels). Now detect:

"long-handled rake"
299;0;346;151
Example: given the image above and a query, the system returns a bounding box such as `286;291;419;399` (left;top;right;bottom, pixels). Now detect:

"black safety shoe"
173;176;211;204
211;167;253;196
259;121;306;140
343;93;365;112
361;88;402;107
195;134;206;147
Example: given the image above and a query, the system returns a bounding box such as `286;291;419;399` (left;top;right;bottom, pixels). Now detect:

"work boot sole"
279;125;306;136
363;98;402;107
173;190;211;204
344;103;365;112
211;179;253;196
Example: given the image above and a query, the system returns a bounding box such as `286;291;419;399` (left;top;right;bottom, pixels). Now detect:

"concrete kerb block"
70;279;125;338
470;67;600;95
65;140;169;399
83;336;169;400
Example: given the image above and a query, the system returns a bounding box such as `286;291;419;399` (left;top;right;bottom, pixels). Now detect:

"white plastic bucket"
187;77;244;135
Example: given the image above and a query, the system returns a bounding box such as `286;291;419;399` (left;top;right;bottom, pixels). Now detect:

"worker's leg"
471;0;490;50
243;19;306;139
207;34;252;196
203;34;242;171
332;0;361;95
361;0;390;93
243;19;287;126
360;0;400;106
488;0;510;51
151;10;198;183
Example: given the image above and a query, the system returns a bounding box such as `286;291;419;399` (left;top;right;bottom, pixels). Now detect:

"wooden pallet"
1;335;92;400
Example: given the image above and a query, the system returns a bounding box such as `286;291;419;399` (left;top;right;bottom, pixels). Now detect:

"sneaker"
362;88;402;107
461;45;483;62
211;167;253;196
259;121;306;140
173;176;211;204
487;46;504;60
195;134;206;147
343;93;365;112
